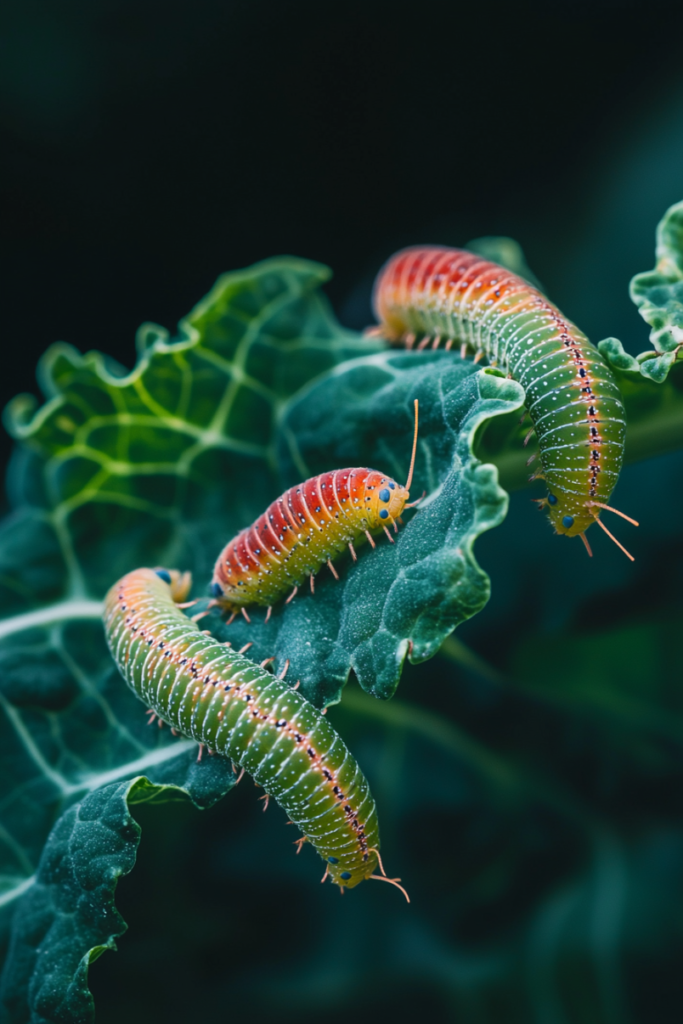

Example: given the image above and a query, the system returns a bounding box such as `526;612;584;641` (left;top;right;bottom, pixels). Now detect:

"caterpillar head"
363;398;420;531
363;472;410;528
545;495;594;538
324;851;379;889
545;494;638;560
325;850;410;901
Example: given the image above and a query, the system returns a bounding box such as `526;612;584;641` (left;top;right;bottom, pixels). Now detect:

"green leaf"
0;776;203;1024
629;198;683;382
0;256;524;1017
0;257;373;960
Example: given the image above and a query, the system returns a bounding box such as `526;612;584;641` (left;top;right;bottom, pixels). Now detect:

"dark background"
4;1;683;1022
3;0;683;474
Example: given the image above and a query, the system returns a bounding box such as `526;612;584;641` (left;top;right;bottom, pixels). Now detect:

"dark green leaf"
0;257;374;981
629;198;683;382
0;776;205;1024
0;257;524;1019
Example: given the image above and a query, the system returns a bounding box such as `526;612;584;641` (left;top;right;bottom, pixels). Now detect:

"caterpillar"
209;402;420;621
104;566;408;898
370;247;638;559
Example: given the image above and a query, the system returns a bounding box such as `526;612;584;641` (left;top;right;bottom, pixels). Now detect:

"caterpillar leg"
293;835;309;854
260;793;270;812
327;559;339;580
523;428;535;447
364;531;376;549
417;335;431;350
310;574;315;594
277;659;290;680
265;605;272;623
383;525;394;543
349;542;357;561
285;585;298;604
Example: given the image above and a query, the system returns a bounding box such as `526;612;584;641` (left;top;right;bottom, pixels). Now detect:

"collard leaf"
0;258;374;960
0;256;523;1019
629;198;683;382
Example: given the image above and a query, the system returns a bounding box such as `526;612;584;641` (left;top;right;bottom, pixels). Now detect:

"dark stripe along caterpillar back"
371;247;638;558
210;404;419;620
105;567;407;897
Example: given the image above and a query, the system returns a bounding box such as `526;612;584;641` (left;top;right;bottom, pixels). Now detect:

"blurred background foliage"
3;0;683;1021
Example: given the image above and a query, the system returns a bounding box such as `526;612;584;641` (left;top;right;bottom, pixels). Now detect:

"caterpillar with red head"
370;247;637;559
209;402;420;621
104;566;407;898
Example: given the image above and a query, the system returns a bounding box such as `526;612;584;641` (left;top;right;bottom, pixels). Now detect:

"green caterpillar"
371;246;638;558
104;566;407;897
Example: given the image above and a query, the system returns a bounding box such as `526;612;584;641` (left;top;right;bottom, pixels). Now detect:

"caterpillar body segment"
372;247;632;550
104;567;380;889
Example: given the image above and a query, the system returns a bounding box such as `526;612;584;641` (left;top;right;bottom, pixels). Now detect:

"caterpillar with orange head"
104;566;408;898
369;247;638;559
208;401;420;621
